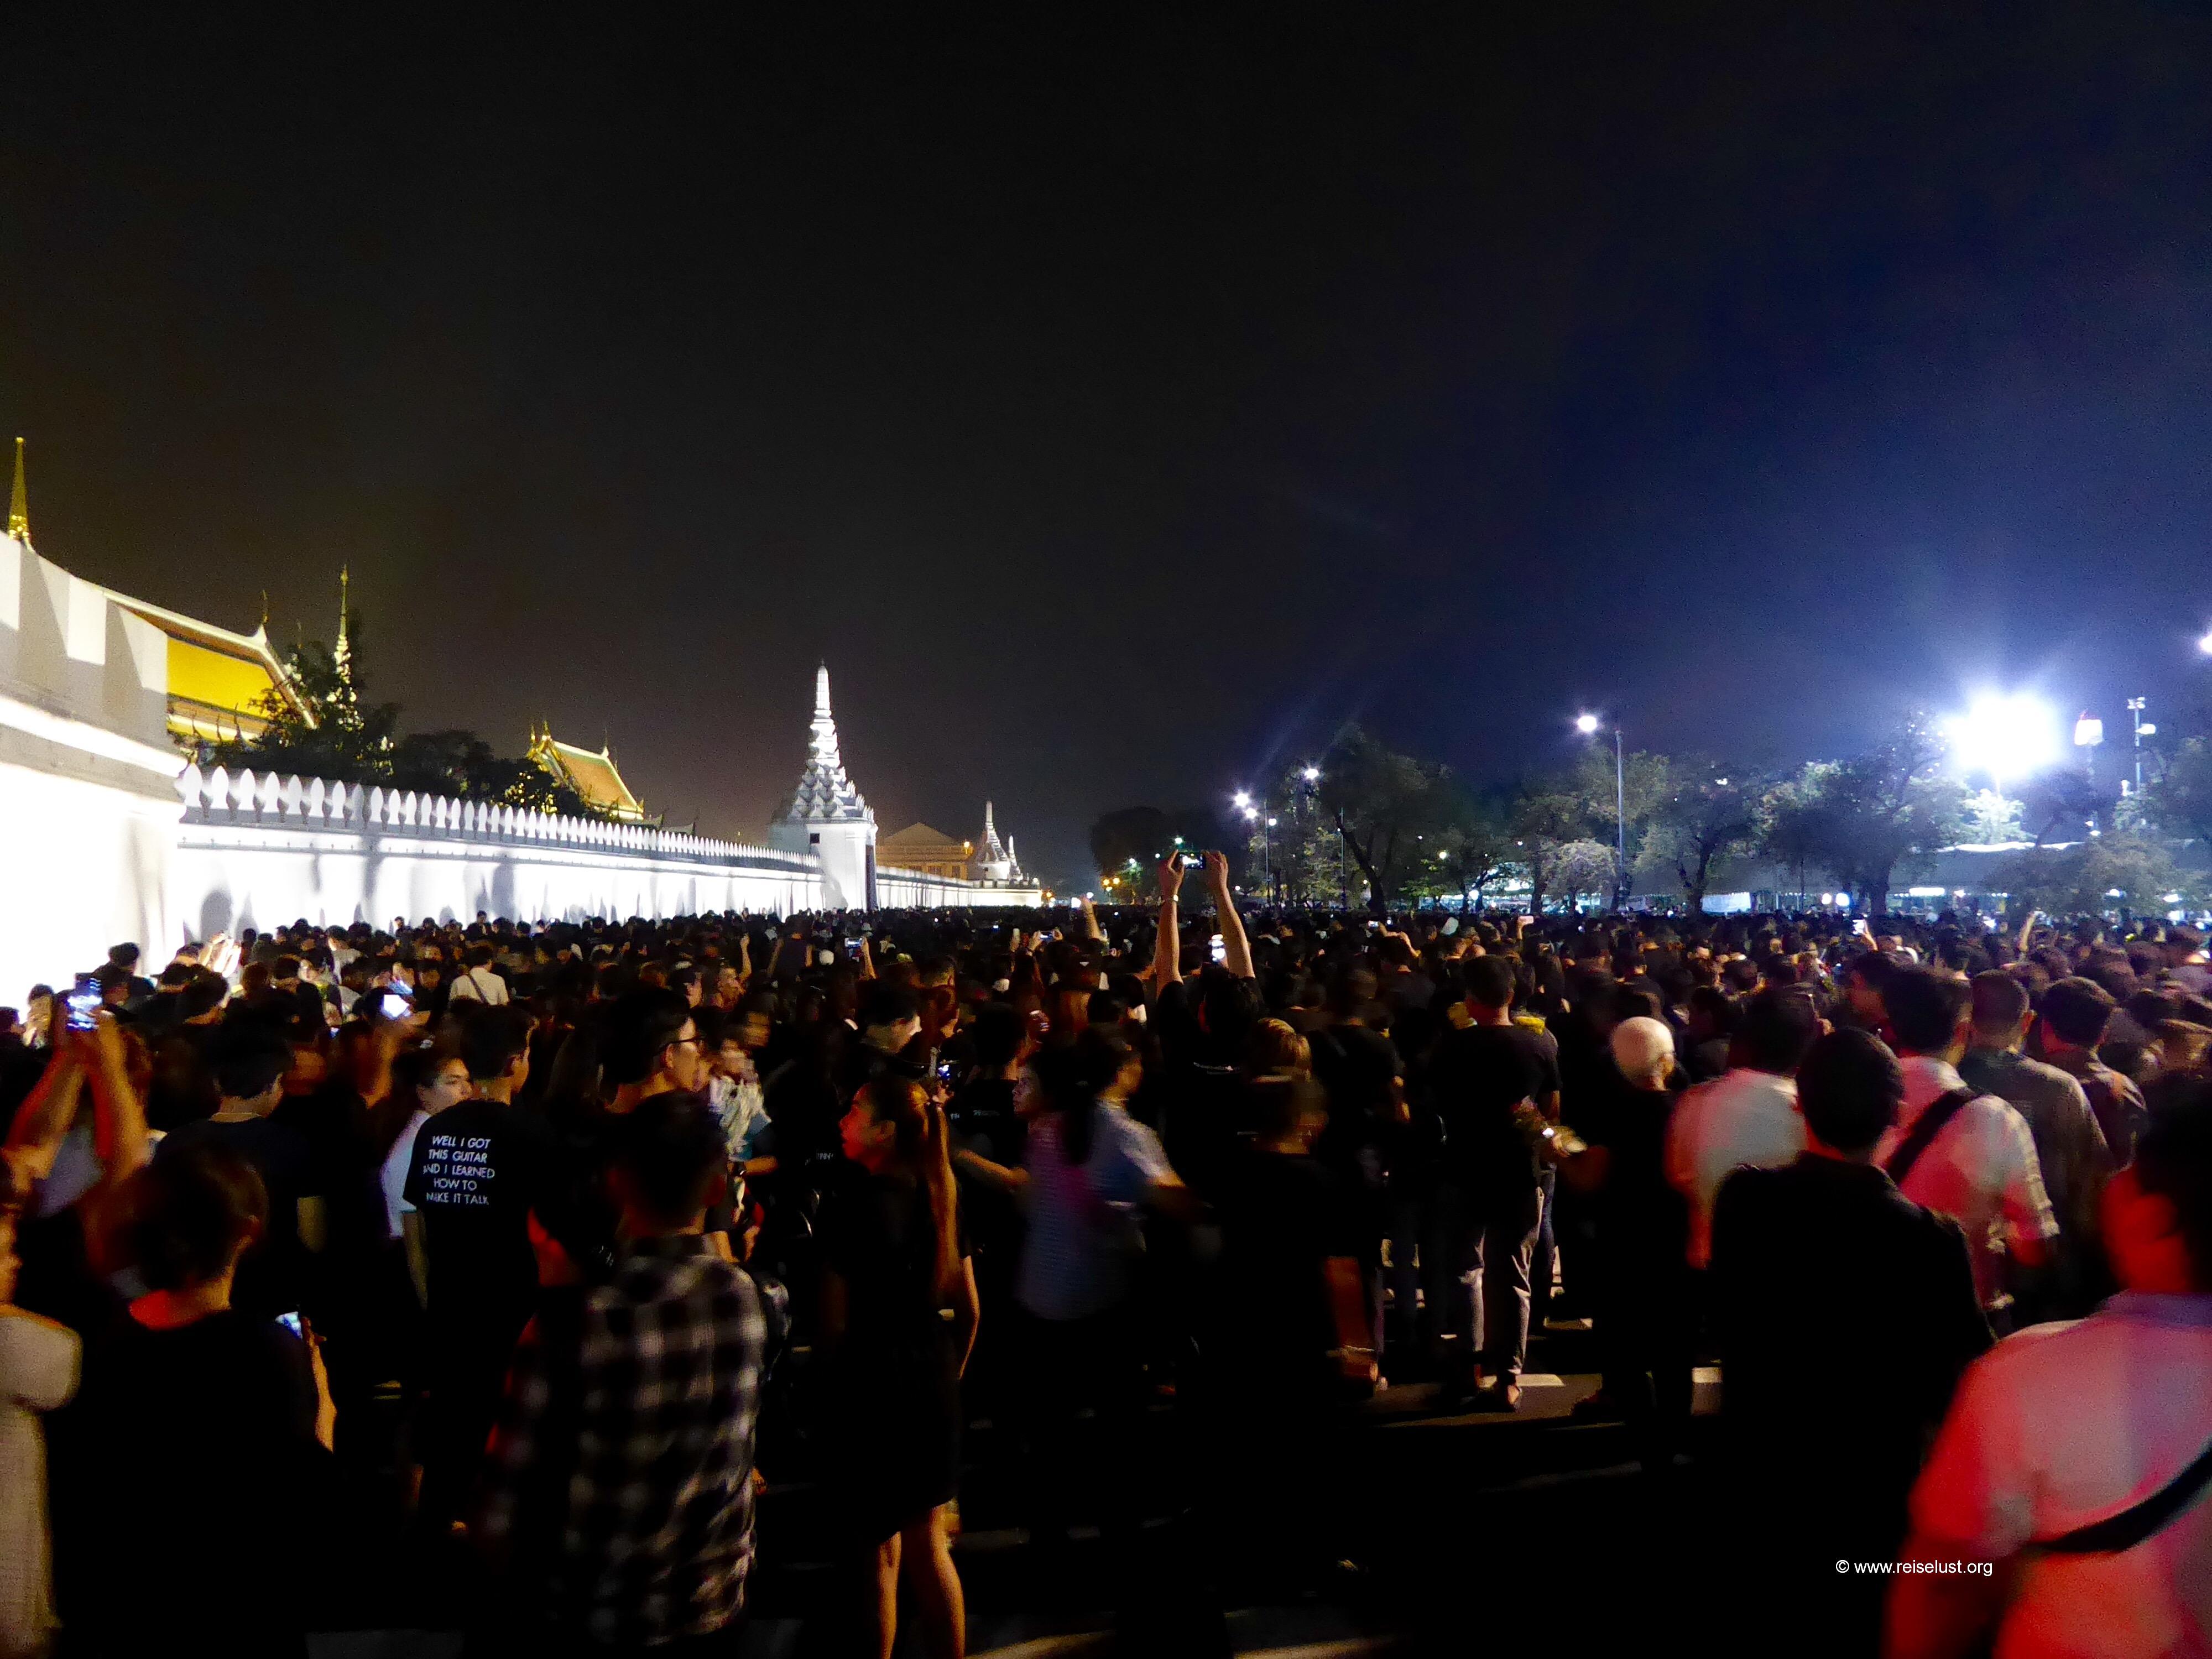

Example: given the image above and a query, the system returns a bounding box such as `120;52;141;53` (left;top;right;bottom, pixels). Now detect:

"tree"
1316;726;1454;912
1510;788;1588;916
2142;736;2212;850
204;608;606;816
1956;788;2026;845
1553;839;1619;912
1646;763;1765;916
1567;745;1672;904
1430;787;1518;910
1794;714;1965;916
1991;833;2195;920
2016;766;2114;848
1088;805;1231;901
1760;762;1838;907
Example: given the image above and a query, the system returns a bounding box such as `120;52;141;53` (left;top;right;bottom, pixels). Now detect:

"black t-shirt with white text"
402;1098;559;1329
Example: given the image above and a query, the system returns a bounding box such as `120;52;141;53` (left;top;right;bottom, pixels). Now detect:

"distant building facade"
878;822;974;880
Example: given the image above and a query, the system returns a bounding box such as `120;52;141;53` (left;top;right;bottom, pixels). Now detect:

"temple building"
528;725;654;823
879;801;1029;884
972;800;1027;884
10;439;310;744
768;664;878;909
877;822;975;880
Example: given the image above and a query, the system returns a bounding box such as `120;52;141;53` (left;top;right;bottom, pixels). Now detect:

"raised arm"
1152;853;1184;985
1079;895;1105;945
1204;851;1254;980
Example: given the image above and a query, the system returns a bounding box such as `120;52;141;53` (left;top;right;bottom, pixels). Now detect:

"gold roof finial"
8;437;29;544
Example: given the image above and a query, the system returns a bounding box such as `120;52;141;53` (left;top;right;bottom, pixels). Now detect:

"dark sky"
5;7;2209;883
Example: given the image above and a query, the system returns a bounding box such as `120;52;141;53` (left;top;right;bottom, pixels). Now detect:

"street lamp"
1301;766;1321;783
1578;713;1626;911
2199;628;2212;656
2128;698;2154;795
1233;790;1252;810
2074;712;2105;836
1944;693;2058;794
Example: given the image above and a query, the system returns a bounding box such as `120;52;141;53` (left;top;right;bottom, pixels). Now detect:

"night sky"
4;8;2209;883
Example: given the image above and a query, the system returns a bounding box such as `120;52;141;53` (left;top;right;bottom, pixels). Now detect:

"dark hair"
969;1001;1025;1070
209;1019;293;1102
2133;1078;2212;1286
855;1075;960;1298
1795;1029;1905;1154
1462;954;1517;1009
456;1004;533;1083
1969;970;2030;1036
2041;977;2117;1048
1882;968;1970;1054
1737;989;1819;1073
127;1143;267;1290
1041;1027;1132;1165
613;1093;728;1225
860;983;920;1031
601;988;692;1086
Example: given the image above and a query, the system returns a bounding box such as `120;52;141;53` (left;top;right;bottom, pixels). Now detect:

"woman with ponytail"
820;1076;978;1659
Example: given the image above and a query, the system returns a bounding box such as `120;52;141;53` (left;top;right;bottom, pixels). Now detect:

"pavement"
307;1317;1760;1658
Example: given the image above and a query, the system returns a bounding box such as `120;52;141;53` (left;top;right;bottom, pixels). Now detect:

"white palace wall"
169;765;827;940
0;536;1040;1002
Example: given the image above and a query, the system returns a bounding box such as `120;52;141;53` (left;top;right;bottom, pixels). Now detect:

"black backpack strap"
1884;1088;1976;1188
2037;1433;2212;1554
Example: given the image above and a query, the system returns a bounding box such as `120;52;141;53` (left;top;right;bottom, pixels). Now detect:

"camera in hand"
64;974;102;1032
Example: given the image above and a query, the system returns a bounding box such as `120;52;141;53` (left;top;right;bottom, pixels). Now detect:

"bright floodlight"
2199;628;2212;656
1575;713;1601;734
1233;790;1251;809
1944;693;2059;791
1302;765;1321;782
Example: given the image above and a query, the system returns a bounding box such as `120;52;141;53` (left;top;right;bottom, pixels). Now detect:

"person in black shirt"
945;1001;1033;1420
402;1004;556;1530
1558;1015;1689;1454
818;1074;978;1659
60;1141;333;1658
157;1018;323;1323
1423;956;1558;1407
1208;1072;1373;1591
1710;1029;1989;1648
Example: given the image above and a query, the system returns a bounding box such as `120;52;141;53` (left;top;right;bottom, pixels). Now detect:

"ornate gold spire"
8;437;28;544
335;565;352;679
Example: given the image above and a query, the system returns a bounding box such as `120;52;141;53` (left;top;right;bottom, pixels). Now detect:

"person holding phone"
59;1142;334;1655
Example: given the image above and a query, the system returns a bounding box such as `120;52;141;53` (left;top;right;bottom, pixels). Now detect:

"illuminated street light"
2199;628;2212;656
1233;790;1252;810
1575;712;1600;735
1301;766;1321;782
1943;693;2058;792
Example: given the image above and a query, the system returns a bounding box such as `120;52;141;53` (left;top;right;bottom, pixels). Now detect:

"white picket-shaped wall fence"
175;763;815;872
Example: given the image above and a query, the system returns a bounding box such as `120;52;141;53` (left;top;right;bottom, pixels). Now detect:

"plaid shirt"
481;1235;768;1646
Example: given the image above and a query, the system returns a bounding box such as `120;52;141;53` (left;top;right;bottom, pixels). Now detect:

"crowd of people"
1;854;2209;1656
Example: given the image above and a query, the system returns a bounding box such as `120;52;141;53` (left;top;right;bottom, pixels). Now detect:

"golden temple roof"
529;726;653;823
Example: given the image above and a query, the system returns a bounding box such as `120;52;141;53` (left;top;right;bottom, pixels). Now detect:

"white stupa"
973;800;1026;884
769;665;878;908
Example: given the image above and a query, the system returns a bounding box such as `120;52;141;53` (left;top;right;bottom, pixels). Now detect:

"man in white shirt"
447;942;510;1006
1890;1084;2212;1658
1874;968;2058;1316
1666;988;1818;1270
